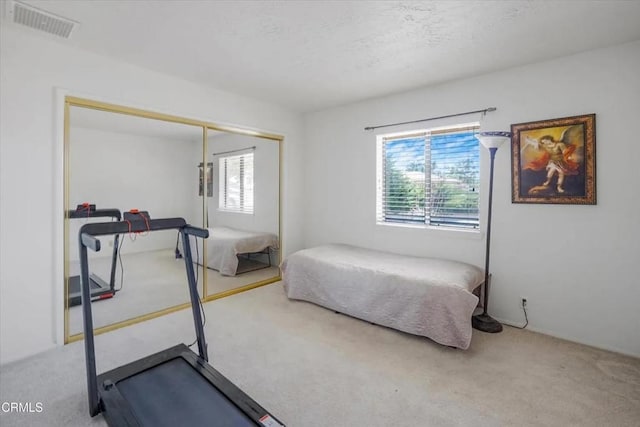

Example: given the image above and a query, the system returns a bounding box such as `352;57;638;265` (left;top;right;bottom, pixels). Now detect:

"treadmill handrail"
68;208;122;220
79;217;204;239
81;234;101;252
79;217;209;417
183;225;209;239
79;222;209;252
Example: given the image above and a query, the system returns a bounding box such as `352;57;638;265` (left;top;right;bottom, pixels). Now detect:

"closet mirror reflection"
202;130;281;297
66;105;206;338
64;99;281;343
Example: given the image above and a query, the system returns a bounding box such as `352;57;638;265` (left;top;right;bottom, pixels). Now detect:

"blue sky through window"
385;137;424;168
385;132;479;173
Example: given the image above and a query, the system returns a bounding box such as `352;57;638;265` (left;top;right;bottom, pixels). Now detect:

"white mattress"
282;244;484;349
189;226;279;276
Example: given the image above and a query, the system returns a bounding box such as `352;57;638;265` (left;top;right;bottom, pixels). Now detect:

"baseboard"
492;316;639;359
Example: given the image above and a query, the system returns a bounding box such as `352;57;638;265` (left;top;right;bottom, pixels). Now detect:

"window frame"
218;151;254;215
376;122;481;231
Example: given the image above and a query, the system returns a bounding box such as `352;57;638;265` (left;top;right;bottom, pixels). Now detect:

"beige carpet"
1;282;639;426
68;249;280;335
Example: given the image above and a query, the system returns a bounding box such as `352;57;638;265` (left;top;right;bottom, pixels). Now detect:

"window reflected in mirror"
201;130;281;297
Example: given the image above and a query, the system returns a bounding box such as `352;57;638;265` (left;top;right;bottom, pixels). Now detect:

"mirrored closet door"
65;104;205;340
63;97;283;343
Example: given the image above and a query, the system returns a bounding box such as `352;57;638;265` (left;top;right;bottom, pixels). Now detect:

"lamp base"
472;313;503;333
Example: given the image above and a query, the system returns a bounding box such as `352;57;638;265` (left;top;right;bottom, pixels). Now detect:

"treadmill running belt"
117;358;255;427
68;275;103;293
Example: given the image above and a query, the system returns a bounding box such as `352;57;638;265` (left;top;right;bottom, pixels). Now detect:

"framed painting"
511;114;596;204
198;162;213;197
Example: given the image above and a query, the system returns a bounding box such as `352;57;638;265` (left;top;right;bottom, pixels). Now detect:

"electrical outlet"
521;297;527;308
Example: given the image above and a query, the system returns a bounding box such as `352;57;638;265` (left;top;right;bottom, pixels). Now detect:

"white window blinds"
219;152;254;214
376;124;480;229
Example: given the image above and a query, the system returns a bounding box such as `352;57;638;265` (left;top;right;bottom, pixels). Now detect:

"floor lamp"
472;131;511;333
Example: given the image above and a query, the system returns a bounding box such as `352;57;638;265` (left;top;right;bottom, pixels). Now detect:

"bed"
188;226;279;276
281;244;484;349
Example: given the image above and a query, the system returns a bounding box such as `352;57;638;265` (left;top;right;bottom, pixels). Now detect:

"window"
219;152;254;214
376;123;480;229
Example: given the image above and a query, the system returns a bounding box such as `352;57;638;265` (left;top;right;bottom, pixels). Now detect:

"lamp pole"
472;132;510;333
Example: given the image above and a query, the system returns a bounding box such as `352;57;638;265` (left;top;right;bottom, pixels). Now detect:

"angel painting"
521;126;583;194
511;114;595;204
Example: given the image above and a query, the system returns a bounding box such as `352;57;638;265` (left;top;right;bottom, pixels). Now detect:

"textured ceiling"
10;1;640;112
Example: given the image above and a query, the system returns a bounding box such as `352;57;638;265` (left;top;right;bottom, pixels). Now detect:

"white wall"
0;25;304;365
302;41;640;357
68;126;199;261
2;21;637;365
208;133;280;236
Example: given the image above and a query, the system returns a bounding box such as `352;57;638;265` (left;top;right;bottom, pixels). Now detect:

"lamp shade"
476;131;511;149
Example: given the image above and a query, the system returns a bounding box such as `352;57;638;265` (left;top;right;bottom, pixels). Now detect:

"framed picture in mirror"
199;162;213;197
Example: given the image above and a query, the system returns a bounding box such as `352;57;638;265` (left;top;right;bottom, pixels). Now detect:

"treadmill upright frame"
79;218;284;426
68;208;122;306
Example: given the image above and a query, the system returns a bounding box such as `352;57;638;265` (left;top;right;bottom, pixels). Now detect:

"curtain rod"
212;146;256;156
364;107;497;131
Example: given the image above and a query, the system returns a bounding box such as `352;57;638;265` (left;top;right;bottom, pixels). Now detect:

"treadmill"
78;214;285;427
68;204;121;307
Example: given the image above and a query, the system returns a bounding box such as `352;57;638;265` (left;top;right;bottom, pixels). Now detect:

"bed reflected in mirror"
201;130;281;296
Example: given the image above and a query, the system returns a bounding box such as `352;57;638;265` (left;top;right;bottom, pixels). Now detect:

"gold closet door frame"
64;96;283;344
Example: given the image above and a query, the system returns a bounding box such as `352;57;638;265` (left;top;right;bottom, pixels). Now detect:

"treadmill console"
76;203;97;213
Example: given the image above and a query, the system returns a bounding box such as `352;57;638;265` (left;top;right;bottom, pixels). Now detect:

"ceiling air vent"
7;1;78;39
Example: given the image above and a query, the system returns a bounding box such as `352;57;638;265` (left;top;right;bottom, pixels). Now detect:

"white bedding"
281;244;484;349
189;226;279;276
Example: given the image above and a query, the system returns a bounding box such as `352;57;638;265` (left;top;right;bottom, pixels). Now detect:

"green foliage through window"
377;125;480;228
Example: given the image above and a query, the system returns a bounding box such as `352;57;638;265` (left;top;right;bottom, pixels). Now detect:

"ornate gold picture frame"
511;114;596;204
